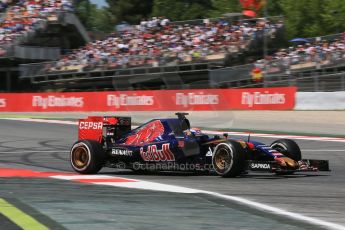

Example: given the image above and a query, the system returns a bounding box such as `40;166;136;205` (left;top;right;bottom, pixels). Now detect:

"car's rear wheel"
212;141;245;177
70;140;105;174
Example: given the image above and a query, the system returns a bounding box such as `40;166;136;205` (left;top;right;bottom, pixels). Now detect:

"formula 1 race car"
70;113;329;177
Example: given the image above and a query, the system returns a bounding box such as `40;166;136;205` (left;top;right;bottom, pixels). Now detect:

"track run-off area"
0;115;344;230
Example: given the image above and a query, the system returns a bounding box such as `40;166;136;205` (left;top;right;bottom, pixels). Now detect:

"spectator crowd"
0;0;73;57
47;17;283;73
0;0;18;12
255;33;345;74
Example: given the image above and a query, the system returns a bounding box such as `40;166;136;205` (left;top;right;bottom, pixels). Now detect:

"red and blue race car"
70;113;329;177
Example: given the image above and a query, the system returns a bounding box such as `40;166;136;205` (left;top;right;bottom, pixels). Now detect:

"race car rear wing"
78;116;131;142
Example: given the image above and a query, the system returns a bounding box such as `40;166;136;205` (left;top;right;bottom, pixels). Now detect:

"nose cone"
276;157;298;169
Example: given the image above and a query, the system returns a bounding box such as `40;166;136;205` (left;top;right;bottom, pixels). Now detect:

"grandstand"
18;15;285;91
210;33;345;91
0;0;89;92
2;0;344;93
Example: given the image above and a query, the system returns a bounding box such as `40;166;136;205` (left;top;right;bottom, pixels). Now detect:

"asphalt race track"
0;119;345;230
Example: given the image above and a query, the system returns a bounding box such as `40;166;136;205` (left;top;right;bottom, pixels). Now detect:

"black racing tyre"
212;141;246;177
270;139;302;161
70;140;106;174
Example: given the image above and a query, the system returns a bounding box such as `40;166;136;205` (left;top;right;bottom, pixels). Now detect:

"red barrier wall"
0;87;296;112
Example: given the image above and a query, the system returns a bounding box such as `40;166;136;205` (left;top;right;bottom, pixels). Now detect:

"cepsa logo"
107;94;154;109
79;122;103;130
32;96;84;109
0;98;6;107
140;144;175;162
176;93;219;108
241;91;285;108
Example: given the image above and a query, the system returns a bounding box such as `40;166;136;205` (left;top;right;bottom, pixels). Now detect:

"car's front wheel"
271;139;302;161
212;141;245;177
70;140;105;174
271;139;301;175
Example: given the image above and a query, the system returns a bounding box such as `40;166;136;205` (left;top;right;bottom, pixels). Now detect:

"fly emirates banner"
0;87;296;112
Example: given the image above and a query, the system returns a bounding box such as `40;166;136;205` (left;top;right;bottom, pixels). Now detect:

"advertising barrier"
0;87;296;112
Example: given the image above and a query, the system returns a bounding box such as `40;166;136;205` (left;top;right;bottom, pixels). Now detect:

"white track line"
0;151;69;154
51;175;117;180
48;172;345;230
206;192;345;230
302;149;345;152
3;117;345;143
95;181;203;193
51;175;202;193
2;118;78;125
204;130;345;143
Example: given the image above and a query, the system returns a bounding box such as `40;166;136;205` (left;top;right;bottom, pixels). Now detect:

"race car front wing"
246;159;330;173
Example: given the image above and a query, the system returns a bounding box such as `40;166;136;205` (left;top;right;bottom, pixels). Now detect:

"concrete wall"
296;91;345;110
